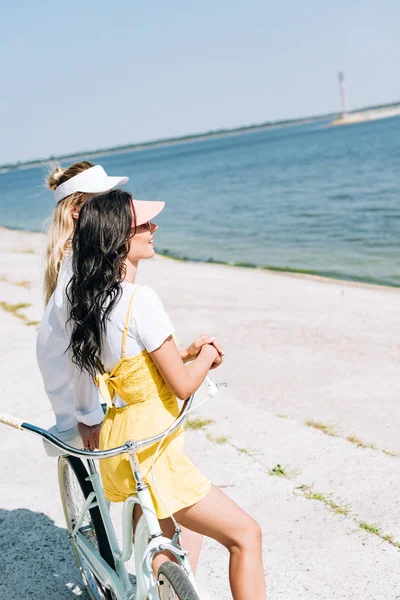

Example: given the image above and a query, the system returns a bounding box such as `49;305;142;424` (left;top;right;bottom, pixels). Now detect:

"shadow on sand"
0;507;88;599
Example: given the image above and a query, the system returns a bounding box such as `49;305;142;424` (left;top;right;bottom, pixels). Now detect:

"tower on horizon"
338;71;349;116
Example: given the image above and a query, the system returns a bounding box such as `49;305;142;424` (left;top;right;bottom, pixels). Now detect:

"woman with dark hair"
67;189;266;599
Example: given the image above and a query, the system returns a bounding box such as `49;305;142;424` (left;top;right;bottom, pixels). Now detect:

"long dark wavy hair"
67;189;135;377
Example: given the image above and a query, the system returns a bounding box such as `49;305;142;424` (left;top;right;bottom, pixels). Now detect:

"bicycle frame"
70;452;199;600
0;378;220;599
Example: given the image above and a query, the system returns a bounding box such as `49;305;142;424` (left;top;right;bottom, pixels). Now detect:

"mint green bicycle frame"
69;450;198;599
0;384;217;600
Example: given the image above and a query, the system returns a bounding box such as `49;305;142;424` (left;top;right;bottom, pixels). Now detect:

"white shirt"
36;257;104;432
101;282;175;407
36;258;174;426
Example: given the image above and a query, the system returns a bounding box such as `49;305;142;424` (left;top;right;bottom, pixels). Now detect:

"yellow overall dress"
96;287;211;519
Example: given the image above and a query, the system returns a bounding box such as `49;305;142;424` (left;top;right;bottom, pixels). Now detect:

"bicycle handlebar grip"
0;413;24;430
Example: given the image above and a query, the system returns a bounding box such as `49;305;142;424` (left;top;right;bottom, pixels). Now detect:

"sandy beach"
332;104;400;126
0;227;399;599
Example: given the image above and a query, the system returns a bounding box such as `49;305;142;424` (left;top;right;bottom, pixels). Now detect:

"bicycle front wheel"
58;455;115;600
157;562;200;600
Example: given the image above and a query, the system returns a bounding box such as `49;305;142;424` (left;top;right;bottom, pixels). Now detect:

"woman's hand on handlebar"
181;334;225;363
78;422;102;450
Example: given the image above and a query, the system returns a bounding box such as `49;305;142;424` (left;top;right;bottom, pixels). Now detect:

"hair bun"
46;165;65;190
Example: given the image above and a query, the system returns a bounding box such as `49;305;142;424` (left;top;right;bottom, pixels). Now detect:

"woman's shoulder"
121;283;161;306
122;284;166;320
127;284;174;351
135;284;162;302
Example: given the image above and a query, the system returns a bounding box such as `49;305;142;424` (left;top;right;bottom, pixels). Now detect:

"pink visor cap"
132;198;165;226
53;164;164;225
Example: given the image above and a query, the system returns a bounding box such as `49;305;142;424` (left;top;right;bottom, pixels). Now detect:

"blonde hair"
44;160;94;304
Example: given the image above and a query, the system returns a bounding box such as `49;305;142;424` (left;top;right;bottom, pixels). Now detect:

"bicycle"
0;377;220;599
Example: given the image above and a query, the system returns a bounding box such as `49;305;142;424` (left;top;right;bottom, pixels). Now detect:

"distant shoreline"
0;225;397;291
156;249;400;291
331;104;400;126
2;100;399;173
0;116;331;173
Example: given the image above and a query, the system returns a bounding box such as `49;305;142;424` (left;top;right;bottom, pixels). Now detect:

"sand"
0;227;399;599
332;105;400;126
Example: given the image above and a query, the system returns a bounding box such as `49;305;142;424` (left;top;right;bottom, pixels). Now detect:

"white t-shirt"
36;257;104;432
101;282;175;407
37;256;175;421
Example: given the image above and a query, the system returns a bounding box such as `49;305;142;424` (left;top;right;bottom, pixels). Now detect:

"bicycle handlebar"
0;413;24;430
0;377;220;460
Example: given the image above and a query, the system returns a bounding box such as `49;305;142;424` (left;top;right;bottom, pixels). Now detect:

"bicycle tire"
157;562;200;600
58;455;115;600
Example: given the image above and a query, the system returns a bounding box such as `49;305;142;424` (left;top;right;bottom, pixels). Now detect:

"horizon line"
1;99;399;171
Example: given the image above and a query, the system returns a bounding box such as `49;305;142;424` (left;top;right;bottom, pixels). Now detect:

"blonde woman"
44;161;129;303
37;161;129;445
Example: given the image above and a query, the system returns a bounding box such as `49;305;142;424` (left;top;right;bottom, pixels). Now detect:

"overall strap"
94;358;113;408
121;286;141;357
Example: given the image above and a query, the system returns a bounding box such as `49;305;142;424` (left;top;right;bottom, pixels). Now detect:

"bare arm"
151;335;220;399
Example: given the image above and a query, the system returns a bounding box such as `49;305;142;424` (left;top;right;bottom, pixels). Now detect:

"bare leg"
180;525;203;572
133;505;203;574
175;485;266;600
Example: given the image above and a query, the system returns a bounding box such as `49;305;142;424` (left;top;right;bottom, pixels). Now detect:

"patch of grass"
359;521;381;535
324;499;350;516
304;420;399;458
0;301;37;326
16;280;31;289
231;261;258;269
269;464;286;476
297;486;400;550
382;449;399;458
346;435;376;450
0;301;31;316
296;485;350;515
206;433;228;445
11;248;35;254
347;435;367;448
0;274;32;289
269;463;302;479
235;446;251;456
277;413;288;419
380;534;400;548
383;535;400;549
306;424;399;458
215;435;228;445
185;418;215;431
305;420;337;437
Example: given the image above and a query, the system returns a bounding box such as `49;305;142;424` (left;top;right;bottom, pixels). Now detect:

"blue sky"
1;0;399;164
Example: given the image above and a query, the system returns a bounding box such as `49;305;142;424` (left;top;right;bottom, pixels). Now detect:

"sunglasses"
138;221;152;231
130;221;153;237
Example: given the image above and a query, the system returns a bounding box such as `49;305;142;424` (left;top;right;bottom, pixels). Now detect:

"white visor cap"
54;165;129;202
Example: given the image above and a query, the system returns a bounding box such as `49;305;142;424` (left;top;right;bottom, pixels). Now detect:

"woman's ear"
71;207;80;220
